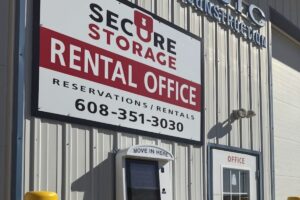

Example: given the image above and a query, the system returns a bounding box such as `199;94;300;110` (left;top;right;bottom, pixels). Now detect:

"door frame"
207;143;263;200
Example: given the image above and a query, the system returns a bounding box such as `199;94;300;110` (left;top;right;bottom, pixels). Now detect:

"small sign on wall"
208;145;261;200
32;0;202;144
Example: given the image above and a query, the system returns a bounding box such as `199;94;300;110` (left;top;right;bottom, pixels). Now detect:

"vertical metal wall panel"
259;24;272;200
137;0;154;12
41;122;62;191
189;146;202;200
23;0;35;193
204;17;217;145
32;119;41;189
250;47;261;152
117;133;138;149
269;0;300;28
201;0;273;197
283;1;290;22
69;126;91;200
91;129;114;200
189;8;202;37
137;136;158;145
0;0;8;67
160;141;173;153
173;1;188;30
156;0;171;20
227;31;241;147
271;0;283;15
290;0;298;25
31;119;64;195
0;116;5;200
216;24;230;146
0;66;8;198
240;41;251;149
298;1;300;27
0;0;14;199
173;144;189;200
23;118;32;193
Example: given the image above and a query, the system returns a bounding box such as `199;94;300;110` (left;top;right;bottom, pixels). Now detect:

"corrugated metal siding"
202;1;272;198
21;0;275;200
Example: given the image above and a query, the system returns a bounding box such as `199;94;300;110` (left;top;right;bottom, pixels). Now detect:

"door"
211;148;260;200
126;159;161;200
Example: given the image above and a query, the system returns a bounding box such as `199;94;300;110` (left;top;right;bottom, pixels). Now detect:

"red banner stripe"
39;27;201;111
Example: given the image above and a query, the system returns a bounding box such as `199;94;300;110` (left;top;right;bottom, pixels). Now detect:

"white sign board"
34;0;202;143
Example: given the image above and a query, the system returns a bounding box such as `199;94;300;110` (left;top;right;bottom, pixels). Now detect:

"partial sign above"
33;0;202;143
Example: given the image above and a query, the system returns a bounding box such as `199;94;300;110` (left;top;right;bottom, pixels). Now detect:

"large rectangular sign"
33;0;202;143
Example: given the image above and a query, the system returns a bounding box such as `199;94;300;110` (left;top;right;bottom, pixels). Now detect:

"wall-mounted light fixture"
231;109;256;120
246;110;256;118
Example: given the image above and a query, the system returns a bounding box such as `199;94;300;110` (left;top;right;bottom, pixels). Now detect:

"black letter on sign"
153;32;165;50
121;19;133;36
90;3;103;23
167;39;176;55
107;10;119;31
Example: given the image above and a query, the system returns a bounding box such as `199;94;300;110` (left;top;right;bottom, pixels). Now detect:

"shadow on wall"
207;117;234;140
71;152;115;200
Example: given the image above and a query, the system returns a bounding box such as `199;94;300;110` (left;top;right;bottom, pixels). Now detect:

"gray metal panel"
173;143;189;200
269;0;300;28
250;46;262;152
261;34;272;200
290;0;298;25
298;1;300;27
189;7;202;37
29;119;63;192
0;0;15;199
227;31;241;147
173;0;188;30
0;67;8;125
0;0;9;66
239;37;251;149
215;23;229;146
91;129;115;200
136;0;154;12
67;125;91;200
204;15;218;145
0;67;10;200
189;146;203;200
156;0;171;21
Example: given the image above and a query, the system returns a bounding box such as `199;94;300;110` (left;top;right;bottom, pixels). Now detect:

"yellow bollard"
288;197;300;200
25;191;58;200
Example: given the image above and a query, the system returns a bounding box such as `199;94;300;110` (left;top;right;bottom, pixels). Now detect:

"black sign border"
31;0;204;145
